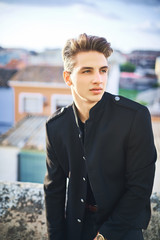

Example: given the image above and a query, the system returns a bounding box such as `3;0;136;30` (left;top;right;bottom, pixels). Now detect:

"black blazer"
44;92;157;240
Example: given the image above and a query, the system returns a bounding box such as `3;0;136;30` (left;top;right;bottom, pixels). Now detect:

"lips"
90;88;103;94
90;88;103;91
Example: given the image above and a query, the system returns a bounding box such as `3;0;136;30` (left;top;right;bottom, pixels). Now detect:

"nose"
92;72;103;84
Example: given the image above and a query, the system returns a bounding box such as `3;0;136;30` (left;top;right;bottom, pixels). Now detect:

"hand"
94;233;107;240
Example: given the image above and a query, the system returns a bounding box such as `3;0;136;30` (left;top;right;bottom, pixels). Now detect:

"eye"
101;68;108;73
82;70;91;73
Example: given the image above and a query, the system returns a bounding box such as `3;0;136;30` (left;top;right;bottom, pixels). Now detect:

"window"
19;93;43;114
51;94;73;113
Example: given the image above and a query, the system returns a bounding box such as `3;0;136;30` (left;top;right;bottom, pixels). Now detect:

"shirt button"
79;133;81;138
83;177;86;181
81;198;84;203
77;219;81;223
83;156;86;160
115;96;120;101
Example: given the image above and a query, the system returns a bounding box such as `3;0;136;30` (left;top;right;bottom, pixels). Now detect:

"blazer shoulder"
46;105;71;125
108;92;148;112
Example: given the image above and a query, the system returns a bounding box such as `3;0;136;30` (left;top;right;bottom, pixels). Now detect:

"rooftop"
10;65;64;84
0;68;17;87
0;115;47;151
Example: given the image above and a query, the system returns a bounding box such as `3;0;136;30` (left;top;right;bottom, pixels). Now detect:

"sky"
0;0;160;53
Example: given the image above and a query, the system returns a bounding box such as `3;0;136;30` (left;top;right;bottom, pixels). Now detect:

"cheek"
76;82;85;92
71;74;88;92
103;75;108;83
71;78;81;93
74;77;86;88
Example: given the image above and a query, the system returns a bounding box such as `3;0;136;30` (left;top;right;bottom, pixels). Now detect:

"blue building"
0;68;16;134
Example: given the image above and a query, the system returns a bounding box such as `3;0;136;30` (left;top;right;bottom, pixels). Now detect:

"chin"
88;94;103;103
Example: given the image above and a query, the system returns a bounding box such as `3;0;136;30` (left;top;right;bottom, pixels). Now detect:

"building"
155;57;160;84
9;65;72;123
136;88;160;116
119;71;157;90
127;50;160;70
28;48;63;66
0;48;28;66
0;115;47;183
0;68;17;134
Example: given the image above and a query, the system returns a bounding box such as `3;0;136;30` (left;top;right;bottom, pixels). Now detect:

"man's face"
67;51;108;106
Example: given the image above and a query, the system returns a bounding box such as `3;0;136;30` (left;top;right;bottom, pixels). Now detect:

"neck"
72;92;97;123
75;102;90;123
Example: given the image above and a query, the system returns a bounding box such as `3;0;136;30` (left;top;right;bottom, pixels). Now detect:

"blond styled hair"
62;33;113;72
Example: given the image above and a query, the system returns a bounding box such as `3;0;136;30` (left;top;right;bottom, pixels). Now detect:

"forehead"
73;51;108;69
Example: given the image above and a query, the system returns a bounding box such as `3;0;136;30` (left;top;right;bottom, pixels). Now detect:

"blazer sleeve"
44;122;67;240
99;106;157;240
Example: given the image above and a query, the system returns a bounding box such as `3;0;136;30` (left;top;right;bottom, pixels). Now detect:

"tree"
120;62;136;72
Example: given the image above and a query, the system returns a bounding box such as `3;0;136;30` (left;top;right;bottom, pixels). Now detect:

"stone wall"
0;182;160;240
0;182;47;240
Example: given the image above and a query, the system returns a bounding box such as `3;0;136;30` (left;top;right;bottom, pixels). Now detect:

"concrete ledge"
0;182;160;240
0;182;47;240
143;192;160;240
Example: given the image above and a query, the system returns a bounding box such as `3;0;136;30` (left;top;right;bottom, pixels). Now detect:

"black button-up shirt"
78;117;96;206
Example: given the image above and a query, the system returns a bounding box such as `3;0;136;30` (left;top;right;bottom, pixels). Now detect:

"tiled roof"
10;65;64;83
0;115;47;151
0;68;17;87
5;59;26;70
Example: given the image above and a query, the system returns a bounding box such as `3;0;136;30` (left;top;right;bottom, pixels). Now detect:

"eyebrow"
100;66;109;70
79;66;109;71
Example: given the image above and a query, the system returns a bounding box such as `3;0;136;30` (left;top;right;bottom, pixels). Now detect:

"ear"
63;71;72;87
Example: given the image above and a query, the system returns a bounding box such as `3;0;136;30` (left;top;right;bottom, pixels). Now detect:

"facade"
136;88;160;116
28;48;63;66
127;50;160;69
120;72;157;90
0;88;14;134
9;65;72;123
0;146;19;181
155;57;160;84
0;68;17;134
0;48;28;67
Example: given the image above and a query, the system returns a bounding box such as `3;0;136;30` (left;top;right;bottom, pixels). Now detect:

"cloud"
132;20;160;34
0;0;87;6
1;0;159;7
0;0;122;21
0;0;159;7
117;0;160;6
78;4;122;21
153;5;160;13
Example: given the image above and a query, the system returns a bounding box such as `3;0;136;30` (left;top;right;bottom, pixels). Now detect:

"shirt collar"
72;92;107;125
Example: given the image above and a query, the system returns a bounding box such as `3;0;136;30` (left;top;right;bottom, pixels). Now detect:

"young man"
44;33;157;240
